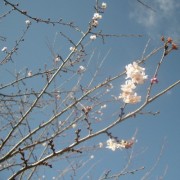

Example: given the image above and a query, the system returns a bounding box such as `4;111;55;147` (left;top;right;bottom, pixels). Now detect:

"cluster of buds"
119;62;148;104
48;139;56;154
91;12;102;27
91;2;107;28
161;36;178;56
19;148;28;167
82;106;92;116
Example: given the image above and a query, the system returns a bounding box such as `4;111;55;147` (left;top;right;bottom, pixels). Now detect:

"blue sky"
0;0;180;179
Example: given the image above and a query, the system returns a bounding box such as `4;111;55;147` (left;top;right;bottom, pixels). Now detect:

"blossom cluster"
119;62;147;104
106;138;134;151
161;36;178;57
90;2;107;40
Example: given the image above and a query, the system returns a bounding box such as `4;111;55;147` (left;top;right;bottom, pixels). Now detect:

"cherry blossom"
92;13;102;20
25;20;31;26
1;47;7;52
101;2;107;9
90;35;97;40
126;62;148;84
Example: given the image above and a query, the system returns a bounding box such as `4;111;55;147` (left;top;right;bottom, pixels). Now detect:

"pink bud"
151;77;158;84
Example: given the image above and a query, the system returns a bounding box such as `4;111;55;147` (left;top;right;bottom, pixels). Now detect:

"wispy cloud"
129;7;156;28
157;0;175;13
129;0;180;39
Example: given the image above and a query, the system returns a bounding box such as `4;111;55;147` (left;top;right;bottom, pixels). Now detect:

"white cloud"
129;0;180;38
130;8;156;28
157;0;175;12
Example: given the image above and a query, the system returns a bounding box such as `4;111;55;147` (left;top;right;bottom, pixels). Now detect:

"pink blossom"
151;77;158;84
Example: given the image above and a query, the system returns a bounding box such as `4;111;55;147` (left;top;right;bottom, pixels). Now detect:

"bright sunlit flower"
1;47;7;52
69;46;77;52
72;123;77;128
101;2;107;9
54;56;60;62
106;138;135;151
77;65;86;73
90;35;97;40
120;62;147;104
92;20;99;27
125;62;148;84
121;80;136;93
27;71;32;77
101;104;107;109
92;13;102;20
119;139;135;149
25;20;31;26
119;91;141;104
106;139;118;151
131;71;148;84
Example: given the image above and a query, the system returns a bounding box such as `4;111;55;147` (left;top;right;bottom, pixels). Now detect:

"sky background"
0;0;180;179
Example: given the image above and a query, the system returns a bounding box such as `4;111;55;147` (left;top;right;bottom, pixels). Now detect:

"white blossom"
93;13;102;20
119;91;141;104
92;20;99;27
72;123;77;128
78;65;86;73
69;46;77;52
106;139;118;151
120;80;136;93
1;47;7;52
101;2;107;9
27;71;32;77
54;56;60;62
101;104;107;109
106;138;134;151
90;35;97;40
106;139;125;151
25;20;31;26
119;62;147;104
125;62;148;84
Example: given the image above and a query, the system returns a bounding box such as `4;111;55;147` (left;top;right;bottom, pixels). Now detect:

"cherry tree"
0;0;179;179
